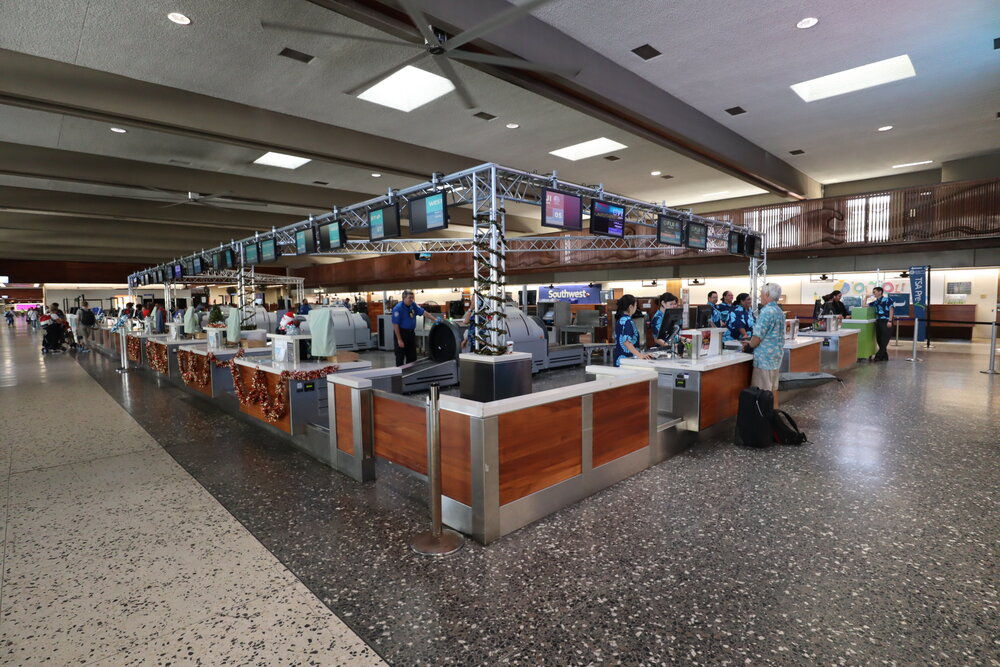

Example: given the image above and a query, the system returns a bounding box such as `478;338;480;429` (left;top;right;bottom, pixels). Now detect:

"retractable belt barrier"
897;315;1000;374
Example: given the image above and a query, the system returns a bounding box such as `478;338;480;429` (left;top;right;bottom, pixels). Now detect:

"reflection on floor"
7;317;1000;665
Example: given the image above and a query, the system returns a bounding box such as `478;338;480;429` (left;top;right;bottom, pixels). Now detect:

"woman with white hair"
743;283;785;407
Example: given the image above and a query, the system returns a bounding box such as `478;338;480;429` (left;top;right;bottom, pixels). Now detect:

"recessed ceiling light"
252;151;311;169
279;47;314;64
550;137;627;161
631;44;661;61
650;171;661;176
371;172;382;178
789;149;805;155
357;65;454;112
110;127;127;134
167;12;191;25
878;125;894;132
796;17;819;29
892;160;933;169
474;111;497;121
505;123;520;129
791;54;916;102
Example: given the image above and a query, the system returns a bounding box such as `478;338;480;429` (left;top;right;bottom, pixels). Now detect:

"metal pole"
115;327;132;373
893;317;901;346
981;310;999;375
409;384;464;556
905;317;922;363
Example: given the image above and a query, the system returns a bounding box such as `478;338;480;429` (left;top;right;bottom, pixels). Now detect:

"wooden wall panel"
373;396;427;473
788;344;821;373
498;397;582;505
237;366;292;434
699;361;752;430
592;382;650;468
334;384;354;453
440;411;471;506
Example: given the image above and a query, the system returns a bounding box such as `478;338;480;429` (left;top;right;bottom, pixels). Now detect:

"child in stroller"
40;314;69;354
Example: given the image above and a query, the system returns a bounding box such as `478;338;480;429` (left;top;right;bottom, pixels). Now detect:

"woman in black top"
822;290;849;317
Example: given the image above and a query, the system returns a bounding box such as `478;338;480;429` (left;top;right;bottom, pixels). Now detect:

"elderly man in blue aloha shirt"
743;283;785;407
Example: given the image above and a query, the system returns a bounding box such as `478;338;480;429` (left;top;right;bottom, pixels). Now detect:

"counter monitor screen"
408;192;449;234
173;263;184;280
369;203;401;241
657;214;684;246
192;257;204;275
541;188;583;231
656;307;684;342
319;220;346;250
259;238;279;262
295;228;316;255
589;200;625;238
727;231;745;255
243;242;260;265
685;221;708;250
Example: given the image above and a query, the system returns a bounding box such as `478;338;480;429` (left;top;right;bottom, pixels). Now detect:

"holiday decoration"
207;304;225;326
178;349;210;387
126;335;142;363
146;340;169;374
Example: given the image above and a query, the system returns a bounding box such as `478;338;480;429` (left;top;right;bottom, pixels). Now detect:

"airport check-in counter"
144;335;206;381
780;337;823;373
799;329;860;371
177;344;272;403
620;352;754;432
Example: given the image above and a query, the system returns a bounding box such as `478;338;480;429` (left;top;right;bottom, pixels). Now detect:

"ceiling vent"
631;44;661;61
473;111;497;121
168;159;191;166
313;180;329;185
725;106;747;116
660;174;674;180
279;47;314;64
994;36;1000;49
789;149;805;155
603;155;621;161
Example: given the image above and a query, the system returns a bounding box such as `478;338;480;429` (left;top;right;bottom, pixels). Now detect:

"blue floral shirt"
649;309;664;342
614;315;640;367
726;306;754;341
713;302;732;327
752;301;785;370
872;295;894;320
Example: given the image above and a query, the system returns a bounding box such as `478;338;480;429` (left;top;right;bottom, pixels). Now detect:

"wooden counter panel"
789;344;821;373
838;334;858;368
699;361;752;430
373;396;427;473
440;411;471;506
236;366;292;434
334;384;354;453
498;397;582;505
592;382;650;467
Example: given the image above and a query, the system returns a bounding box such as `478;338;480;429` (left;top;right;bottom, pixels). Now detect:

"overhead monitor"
172;263;184;280
183;259;195;277
192;256;204;275
656;214;684;246
541;188;583;231
319;220;346;250
259;238;279;263
243;242;260;265
745;234;764;258
408;192;449;234
684;221;708;250
589;200;625;238
220;248;235;269
295;228;316;255
369;203;401;241
727;231;745;255
210;251;222;271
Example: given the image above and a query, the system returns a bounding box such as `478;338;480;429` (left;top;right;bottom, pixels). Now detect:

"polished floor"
3;322;999;665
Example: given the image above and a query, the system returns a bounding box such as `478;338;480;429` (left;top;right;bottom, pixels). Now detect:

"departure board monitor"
727;231;745;255
243;242;260;265
745;234;764;258
319;220;347;250
192;256;204;275
541;188;583;231
589;200;625;238
657;214;684;246
369;203;401;241
172;263;184;280
295;228;316;255
408;192;449;234
684;221;708;250
259;238;279;262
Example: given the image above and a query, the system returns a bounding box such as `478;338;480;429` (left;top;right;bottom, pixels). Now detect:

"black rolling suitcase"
735;386;774;448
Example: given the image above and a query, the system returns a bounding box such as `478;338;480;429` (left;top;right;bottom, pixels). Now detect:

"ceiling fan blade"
448;50;579;77
197;191;233;202
395;0;440;45
211;199;271;207
260;21;423;48
345;52;430;95
159;200;193;209
431;55;476;109
193;201;232;211
444;0;558;51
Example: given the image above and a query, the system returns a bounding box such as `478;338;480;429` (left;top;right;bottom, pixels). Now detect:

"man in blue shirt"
869;286;895;362
743;283;785;407
391;290;442;366
298;299;312;315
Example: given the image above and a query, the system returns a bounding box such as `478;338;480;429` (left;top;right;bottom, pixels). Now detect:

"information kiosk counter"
781;337;822;373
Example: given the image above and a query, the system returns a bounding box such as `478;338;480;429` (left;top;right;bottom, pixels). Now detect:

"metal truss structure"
130;163;766;353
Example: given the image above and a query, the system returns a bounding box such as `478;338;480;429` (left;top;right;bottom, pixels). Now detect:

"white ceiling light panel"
790;55;916;102
357;66;455;112
253;152;312;169
892;160;933;169
550;137;628;161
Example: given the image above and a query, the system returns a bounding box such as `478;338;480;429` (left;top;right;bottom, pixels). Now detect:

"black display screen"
173;263;184;279
244;243;260;265
369;204;401;241
295;228;316;255
727;231;745;255
192;257;203;275
657;214;684;246
319;220;346;250
221;248;235;269
408;192;449;234
685;222;708;250
589;200;625;238
541;188;583;231
260;238;278;262
745;235;763;258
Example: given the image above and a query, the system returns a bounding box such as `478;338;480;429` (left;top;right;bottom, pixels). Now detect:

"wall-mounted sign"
946;281;971;295
538;284;602;304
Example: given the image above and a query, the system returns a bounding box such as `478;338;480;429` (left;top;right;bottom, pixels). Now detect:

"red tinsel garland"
146;340;169;374
178;349;210;387
126;335;141;363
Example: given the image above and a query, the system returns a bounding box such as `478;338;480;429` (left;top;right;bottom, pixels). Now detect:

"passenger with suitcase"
742;283;785;408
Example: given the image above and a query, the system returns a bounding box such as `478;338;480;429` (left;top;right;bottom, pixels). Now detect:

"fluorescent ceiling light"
371;172;382;178
505;123;520;129
650;171;661;176
790;55;916;102
878;125;894;132
357;66;455;112
796;17;819;29
253;152;311;169
110;127;127;134
167;12;191;25
892;160;933;169
550;137;628;161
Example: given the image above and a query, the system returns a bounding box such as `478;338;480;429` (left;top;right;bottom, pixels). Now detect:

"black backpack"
772;410;808;445
79;309;96;326
735;386;774;448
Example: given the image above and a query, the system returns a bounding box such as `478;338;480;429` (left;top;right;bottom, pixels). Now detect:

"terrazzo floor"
0;326;382;665
6;321;1000;665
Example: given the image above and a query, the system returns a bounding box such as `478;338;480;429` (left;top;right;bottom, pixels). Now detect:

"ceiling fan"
132;187;270;210
261;0;578;109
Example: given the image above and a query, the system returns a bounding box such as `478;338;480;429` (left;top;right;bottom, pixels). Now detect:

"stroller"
40;315;70;354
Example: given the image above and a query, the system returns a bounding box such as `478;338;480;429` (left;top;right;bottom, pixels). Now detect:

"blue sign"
909;266;928;341
888;293;910;316
539;284;602;305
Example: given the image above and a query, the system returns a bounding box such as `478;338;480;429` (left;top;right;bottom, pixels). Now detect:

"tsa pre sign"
908;266;928;341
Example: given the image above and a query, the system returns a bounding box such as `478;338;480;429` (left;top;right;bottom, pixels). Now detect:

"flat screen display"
295;228;316;255
657;214;684;246
727;231;745;255
685;221;708;250
244;243;260;265
319;220;345;250
259;238;278;262
745;235;764;258
408;192;449;234
210;252;222;271
192;257;204;275
589;200;625;238
369;204;401;241
221;248;235;269
173;263;184;280
541;188;583;231
183;259;194;277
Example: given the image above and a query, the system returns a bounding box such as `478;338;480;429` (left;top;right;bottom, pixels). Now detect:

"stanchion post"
893;318;901;347
409;383;464;556
981;315;999;375
116;327;132;373
905;317;922;363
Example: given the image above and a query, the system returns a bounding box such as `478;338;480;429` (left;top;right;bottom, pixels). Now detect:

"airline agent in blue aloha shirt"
868;286;895;362
649;292;679;347
713;290;734;327
613;294;651;367
725;292;755;342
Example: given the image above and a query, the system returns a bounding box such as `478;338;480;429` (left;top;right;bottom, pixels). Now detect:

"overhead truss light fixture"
253;152;311;169
110;127;127;134
791;55;916;102
878;125;894;132
550;137;627;161
357;66;455;113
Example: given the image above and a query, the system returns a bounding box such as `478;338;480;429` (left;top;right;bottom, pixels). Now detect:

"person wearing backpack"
76;300;96;352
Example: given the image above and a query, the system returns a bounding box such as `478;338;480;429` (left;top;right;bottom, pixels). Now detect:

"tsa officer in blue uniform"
868;286;895;362
613;294;651;367
392;290;442;366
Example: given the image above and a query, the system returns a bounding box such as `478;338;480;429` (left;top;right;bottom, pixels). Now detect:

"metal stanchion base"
905;358;922;363
115;367;135;373
409;529;464;556
981;370;1000;375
